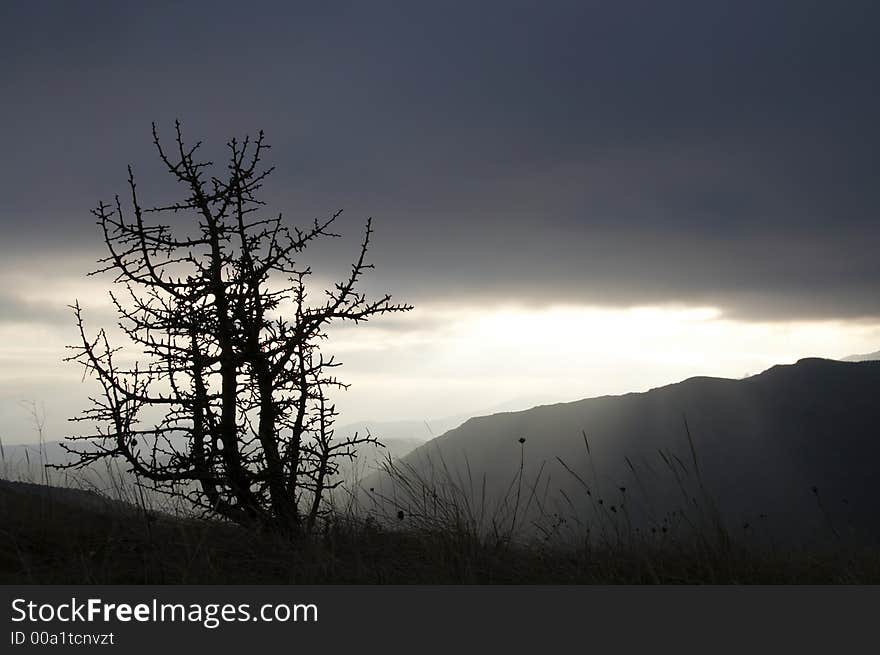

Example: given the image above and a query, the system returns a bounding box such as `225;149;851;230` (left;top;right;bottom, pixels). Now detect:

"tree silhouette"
61;122;411;536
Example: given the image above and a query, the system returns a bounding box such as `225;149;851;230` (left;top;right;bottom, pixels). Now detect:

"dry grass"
3;481;879;584
2;428;879;584
0;452;880;584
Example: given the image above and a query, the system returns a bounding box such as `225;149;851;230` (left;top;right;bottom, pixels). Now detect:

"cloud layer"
1;1;878;323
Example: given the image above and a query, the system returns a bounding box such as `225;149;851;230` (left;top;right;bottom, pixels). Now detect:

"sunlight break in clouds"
326;302;880;422
2;270;879;444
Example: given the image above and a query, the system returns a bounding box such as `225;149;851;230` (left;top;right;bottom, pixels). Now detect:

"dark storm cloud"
1;0;878;320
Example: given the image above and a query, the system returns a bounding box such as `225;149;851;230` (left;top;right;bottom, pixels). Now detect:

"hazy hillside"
843;350;880;362
365;358;880;544
0;418;437;506
0;408;518;494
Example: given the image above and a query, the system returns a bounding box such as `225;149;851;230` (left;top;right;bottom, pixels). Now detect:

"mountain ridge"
367;357;880;544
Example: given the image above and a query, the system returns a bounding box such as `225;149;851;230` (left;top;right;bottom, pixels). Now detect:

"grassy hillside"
2;478;879;584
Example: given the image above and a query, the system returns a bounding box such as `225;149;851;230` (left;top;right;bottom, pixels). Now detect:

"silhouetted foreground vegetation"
63;123;410;538
2;479;879;584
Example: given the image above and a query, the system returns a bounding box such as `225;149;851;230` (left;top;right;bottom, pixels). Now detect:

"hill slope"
843;350;880;362
367;358;880;543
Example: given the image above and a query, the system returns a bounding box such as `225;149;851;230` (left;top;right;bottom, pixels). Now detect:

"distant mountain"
842;350;880;362
365;358;880;544
0;416;458;503
0;404;536;491
341;419;445;443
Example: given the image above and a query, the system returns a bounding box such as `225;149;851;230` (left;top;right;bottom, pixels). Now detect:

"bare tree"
59;122;411;536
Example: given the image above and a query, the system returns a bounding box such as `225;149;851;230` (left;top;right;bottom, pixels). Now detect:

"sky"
1;1;879;441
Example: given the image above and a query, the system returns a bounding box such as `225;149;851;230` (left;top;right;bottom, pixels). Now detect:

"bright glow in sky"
2;275;879;444
326;303;880;422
